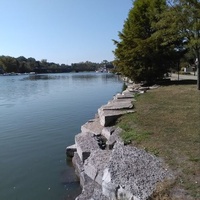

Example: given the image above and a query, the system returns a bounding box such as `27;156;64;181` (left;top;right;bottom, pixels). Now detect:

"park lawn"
117;84;200;199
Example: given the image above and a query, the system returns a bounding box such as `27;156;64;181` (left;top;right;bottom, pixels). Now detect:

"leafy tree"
166;0;200;89
113;0;176;84
153;2;186;71
71;61;98;72
113;0;197;84
47;63;59;73
0;56;19;72
0;55;112;74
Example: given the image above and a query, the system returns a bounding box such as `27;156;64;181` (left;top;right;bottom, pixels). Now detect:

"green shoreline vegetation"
0;56;114;74
116;83;200;199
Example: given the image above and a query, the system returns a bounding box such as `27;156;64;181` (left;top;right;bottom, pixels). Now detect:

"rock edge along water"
66;84;174;200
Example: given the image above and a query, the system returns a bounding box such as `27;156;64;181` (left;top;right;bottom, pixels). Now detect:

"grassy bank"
117;84;200;199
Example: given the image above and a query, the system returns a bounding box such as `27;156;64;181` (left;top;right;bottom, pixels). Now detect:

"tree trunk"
197;53;200;90
197;62;200;90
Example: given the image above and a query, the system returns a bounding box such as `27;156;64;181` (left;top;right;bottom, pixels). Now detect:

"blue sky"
0;0;133;64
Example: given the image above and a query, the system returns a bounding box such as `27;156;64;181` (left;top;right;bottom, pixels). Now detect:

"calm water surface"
0;72;123;200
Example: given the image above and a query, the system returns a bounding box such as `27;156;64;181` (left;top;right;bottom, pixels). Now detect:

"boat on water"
29;72;36;75
3;72;21;76
95;67;108;73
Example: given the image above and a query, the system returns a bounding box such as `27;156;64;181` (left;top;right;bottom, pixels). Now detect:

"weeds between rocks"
116;84;200;199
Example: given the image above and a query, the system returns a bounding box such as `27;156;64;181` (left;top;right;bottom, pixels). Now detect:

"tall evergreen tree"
114;0;187;83
113;0;174;84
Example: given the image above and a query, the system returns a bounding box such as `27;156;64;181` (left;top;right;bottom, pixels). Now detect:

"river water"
0;72;123;200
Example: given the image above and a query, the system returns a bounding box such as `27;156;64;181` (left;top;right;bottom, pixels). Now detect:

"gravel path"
171;73;197;80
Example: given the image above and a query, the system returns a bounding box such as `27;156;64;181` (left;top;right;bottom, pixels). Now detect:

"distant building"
183;64;197;74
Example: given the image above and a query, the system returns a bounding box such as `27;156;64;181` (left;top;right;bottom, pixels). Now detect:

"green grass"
121;129;153;145
116;84;200;199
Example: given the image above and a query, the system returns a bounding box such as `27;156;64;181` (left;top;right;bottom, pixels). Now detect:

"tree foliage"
0;56;72;74
113;0;173;84
113;0;200;87
167;0;200;89
0;55;114;74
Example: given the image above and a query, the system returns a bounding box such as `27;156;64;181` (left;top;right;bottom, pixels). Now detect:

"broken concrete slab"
114;92;135;99
81;118;104;135
72;152;84;176
102;142;174;200
66;144;77;157
101;126;123;149
101;126;116;140
84;149;111;185
89;184;109;200
124;84;145;93
75;181;108;200
106;127;123;149
139;86;150;91
72;152;94;188
75;132;100;162
98;107;134;127
101;99;134;110
127;83;142;89
122;90;139;96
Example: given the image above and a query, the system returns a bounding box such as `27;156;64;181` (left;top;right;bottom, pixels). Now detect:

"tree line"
0;56;114;74
113;0;200;89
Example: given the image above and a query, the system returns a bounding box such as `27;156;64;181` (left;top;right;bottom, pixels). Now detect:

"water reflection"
100;73;121;83
19;73;120;83
0;76;51;107
71;73;120;83
71;73;97;80
0;73;122;108
21;74;70;81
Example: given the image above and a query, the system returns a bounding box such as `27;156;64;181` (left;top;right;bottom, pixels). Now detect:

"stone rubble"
102;142;174;200
81;118;104;136
75;132;100;162
66;83;174;200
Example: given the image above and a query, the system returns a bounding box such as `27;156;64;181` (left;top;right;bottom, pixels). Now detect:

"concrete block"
98;107;134;127
101;99;134;110
75;132;99;162
72;152;84;177
106;127;123;149
114;92;134;100
76;181;108;200
81;118;103;135
102;142;174;200
66;144;77;157
101;126;115;140
84;149;111;185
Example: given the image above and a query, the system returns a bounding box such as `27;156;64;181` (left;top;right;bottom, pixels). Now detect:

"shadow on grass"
156;79;197;86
